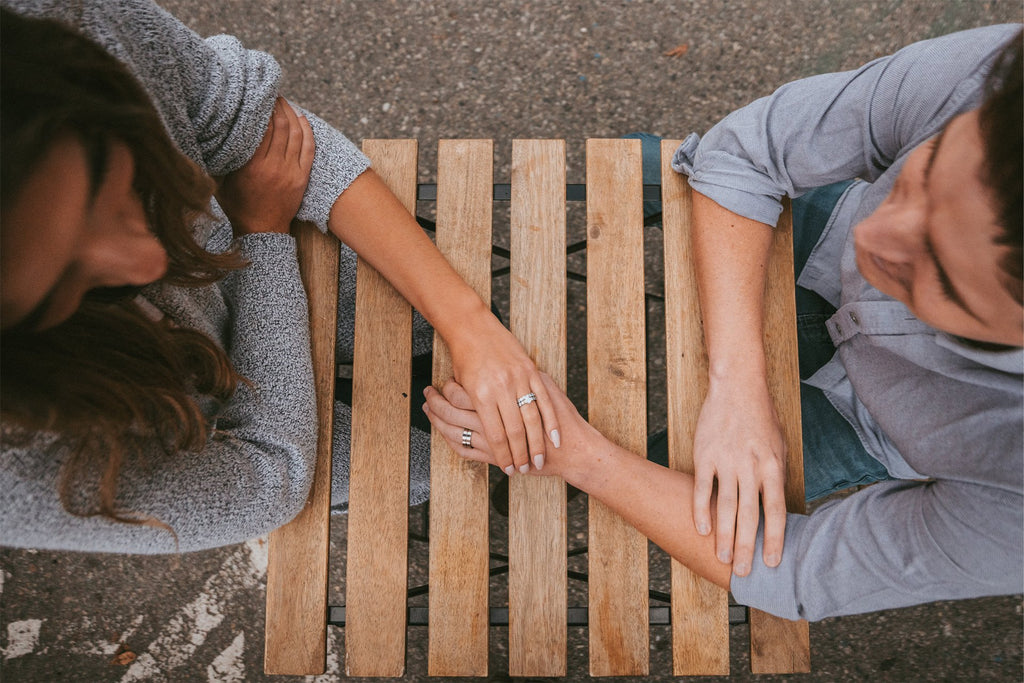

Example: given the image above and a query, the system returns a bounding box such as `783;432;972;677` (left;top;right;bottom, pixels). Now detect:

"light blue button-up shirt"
673;24;1023;620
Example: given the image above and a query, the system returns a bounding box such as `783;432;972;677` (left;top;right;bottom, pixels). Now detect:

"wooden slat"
585;138;649;676
508;140;568;677
428;139;493;677
264;223;339;675
660;140;731;675
749;199;811;674
344;140;417;676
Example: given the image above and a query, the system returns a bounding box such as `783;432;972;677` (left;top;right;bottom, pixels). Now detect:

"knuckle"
504;422;526;440
485;428;507;449
521;409;543;428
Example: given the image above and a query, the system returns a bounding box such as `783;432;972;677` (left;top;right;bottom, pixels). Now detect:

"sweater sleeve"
0;234;318;554
176;31;370;228
2;0;370;231
671;24;1021;227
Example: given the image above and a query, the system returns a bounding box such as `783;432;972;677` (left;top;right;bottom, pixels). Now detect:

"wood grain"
585;138;650;677
508;139;568;677
428;139;493;677
344;140;417;676
264;223;339;675
660;140;731;675
749;198;811;674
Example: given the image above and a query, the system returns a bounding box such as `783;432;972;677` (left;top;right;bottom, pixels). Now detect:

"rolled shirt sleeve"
671;24;1020;227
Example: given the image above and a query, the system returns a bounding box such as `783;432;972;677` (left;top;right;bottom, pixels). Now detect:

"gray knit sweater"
1;0;430;554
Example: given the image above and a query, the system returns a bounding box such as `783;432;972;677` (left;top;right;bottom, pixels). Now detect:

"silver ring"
461;428;473;449
516;392;537;408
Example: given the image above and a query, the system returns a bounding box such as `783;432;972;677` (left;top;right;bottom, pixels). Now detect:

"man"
425;24;1023;620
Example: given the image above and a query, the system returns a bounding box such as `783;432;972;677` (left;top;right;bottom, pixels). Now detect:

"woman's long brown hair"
1;10;247;530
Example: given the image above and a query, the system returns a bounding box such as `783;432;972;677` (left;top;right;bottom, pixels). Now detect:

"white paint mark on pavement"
207;631;245;683
3;619;43;660
120;538;266;682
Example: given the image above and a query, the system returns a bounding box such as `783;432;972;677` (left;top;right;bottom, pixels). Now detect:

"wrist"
706;346;767;386
706;369;771;404
433;294;502;354
553;425;621;494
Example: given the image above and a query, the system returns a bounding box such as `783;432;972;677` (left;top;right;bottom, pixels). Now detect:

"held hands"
215;97;315;236
693;377;787;577
423;372;586;481
446;317;561;475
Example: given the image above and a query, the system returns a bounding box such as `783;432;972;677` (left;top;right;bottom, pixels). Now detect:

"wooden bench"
263;138;810;677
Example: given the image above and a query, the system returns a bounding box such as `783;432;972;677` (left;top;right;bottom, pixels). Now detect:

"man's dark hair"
977;29;1023;305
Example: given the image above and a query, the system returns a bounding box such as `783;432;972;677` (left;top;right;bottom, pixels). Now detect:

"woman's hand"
216;97;315;236
423;373;583;481
692;376;787;577
446;315;561;476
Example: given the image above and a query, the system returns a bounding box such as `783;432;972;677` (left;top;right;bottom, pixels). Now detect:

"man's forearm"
563;438;733;589
691;190;774;384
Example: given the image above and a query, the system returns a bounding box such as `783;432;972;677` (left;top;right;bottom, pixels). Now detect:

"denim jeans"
791;183;889;500
634;134;889;500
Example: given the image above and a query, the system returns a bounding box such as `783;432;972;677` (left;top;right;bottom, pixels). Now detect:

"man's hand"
692;376;787;576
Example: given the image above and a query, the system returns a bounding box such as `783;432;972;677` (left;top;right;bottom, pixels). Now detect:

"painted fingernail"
696;522;710;535
550;429;561;448
519;463;530;474
504;465;515;476
534;454;545;471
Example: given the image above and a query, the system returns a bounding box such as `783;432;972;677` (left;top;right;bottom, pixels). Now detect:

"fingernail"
504;465;515;476
696;522;710;536
550;429;561;448
765;553;781;567
734;561;750;576
519;463;530;474
422;386;430;397
534;454;545;470
718;549;731;564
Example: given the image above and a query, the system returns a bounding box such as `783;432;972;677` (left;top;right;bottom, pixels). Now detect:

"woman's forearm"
326;169;495;347
328;169;559;474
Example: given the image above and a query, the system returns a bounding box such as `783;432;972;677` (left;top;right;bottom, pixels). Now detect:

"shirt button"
850;312;860;325
835;324;844;336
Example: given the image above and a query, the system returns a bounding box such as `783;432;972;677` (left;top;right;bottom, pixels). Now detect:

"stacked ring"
461;428;474;449
516;392;538;408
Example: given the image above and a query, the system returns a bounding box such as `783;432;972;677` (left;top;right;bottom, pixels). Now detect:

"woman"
0;1;557;552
